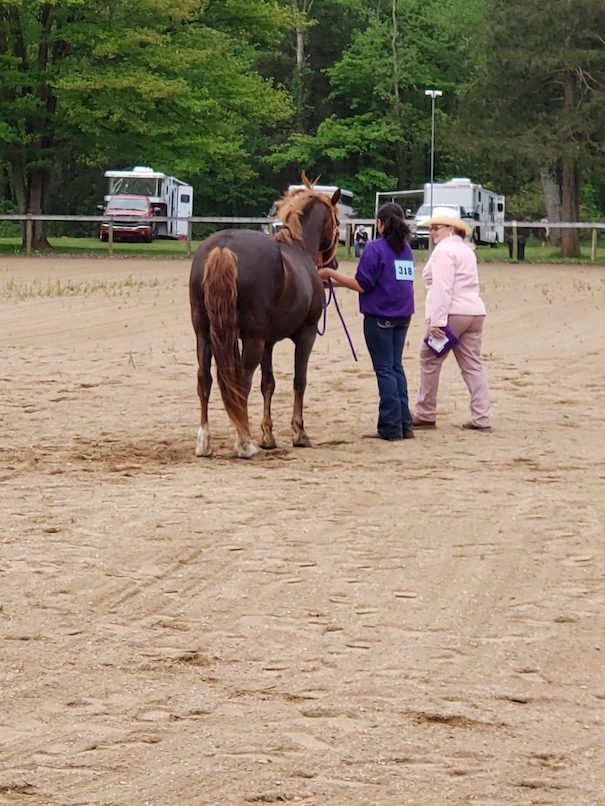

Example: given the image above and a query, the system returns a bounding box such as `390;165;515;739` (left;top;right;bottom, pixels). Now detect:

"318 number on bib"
395;260;414;281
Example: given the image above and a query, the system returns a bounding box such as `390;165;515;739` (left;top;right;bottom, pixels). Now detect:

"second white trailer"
421;177;505;246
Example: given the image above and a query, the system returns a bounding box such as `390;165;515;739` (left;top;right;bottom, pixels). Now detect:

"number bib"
394;259;414;281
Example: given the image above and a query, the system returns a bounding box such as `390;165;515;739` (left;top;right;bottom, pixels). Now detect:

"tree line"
1;0;604;255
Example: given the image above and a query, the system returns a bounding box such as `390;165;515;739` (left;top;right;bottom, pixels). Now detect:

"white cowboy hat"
418;206;472;237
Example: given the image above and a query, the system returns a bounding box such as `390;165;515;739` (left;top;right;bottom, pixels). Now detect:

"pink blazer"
422;235;486;326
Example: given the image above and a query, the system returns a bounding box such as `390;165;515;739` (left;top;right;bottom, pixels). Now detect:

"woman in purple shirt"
319;202;415;441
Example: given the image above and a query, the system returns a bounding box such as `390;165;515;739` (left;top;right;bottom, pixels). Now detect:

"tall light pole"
424;89;443;216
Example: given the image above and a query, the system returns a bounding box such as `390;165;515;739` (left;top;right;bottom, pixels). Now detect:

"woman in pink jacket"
413;207;491;431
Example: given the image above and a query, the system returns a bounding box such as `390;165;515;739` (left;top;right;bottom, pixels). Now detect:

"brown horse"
189;179;341;458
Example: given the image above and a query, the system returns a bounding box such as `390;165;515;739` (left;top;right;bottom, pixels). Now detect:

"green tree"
268;0;366;136
268;0;488;215
456;0;605;256
0;0;293;247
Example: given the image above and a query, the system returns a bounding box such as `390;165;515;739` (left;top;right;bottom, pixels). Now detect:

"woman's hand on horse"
320;270;364;294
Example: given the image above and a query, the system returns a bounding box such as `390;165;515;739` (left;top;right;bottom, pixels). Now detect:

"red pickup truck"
99;195;159;243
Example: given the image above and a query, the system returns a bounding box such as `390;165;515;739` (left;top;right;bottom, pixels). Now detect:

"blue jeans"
363;314;412;439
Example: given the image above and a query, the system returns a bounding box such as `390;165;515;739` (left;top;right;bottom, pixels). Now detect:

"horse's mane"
273;188;337;245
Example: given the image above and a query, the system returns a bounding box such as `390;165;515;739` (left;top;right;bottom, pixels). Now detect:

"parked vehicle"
99;195;159;243
411;202;468;250
410;178;505;248
263;184;355;243
102;166;193;239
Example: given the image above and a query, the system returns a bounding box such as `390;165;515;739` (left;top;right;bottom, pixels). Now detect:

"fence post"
25;218;33;256
108;222;114;257
512;221;518;261
186;220;192;258
591;228;597;262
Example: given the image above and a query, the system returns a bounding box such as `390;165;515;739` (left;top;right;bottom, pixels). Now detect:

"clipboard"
424;325;458;357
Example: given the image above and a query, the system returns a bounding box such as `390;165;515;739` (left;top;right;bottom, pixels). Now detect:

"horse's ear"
301;171;321;189
331;188;341;205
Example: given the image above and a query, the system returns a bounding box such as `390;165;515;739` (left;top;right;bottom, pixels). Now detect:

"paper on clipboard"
426;335;449;353
423;325;458;357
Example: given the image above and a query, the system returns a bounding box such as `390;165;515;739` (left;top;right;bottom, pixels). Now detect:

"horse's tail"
202;247;250;435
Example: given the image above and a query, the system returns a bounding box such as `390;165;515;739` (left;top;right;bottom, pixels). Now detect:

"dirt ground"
1;255;603;806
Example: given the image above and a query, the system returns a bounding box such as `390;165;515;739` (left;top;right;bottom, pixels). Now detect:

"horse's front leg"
291;326;318;447
195;333;213;457
259;344;277;449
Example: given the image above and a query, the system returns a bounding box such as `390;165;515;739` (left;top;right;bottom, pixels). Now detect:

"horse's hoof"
195;426;212;457
293;437;312;448
236;439;258;459
260;438;277;450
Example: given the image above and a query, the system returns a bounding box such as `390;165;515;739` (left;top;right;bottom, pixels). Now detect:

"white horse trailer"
103;166;193;238
422;178;505;246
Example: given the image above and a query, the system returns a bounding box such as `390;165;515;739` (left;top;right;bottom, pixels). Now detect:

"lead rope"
317;279;358;362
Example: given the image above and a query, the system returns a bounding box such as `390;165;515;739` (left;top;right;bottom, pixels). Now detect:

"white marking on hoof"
235;437;258;459
195;425;212;457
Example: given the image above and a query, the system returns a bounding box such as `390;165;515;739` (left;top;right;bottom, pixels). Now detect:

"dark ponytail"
377;202;410;252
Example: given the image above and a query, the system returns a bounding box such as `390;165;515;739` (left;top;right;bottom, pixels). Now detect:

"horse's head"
274;181;341;269
316;189;340;269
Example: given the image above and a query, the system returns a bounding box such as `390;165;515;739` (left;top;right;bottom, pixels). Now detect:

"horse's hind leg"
259;344;277;449
195;334;213;457
291;327;317;448
233;336;265;458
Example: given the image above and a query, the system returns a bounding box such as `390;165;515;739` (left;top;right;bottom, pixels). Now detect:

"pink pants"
415;314;491;427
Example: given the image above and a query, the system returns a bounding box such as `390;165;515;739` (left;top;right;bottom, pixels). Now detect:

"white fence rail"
1;214;604;259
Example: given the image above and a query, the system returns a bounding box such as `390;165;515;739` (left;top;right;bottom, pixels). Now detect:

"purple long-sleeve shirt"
355;237;415;318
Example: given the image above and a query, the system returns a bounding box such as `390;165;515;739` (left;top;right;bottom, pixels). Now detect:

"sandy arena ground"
1;255;604;805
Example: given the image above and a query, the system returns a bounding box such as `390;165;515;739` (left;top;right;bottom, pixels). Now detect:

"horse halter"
316;215;339;269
